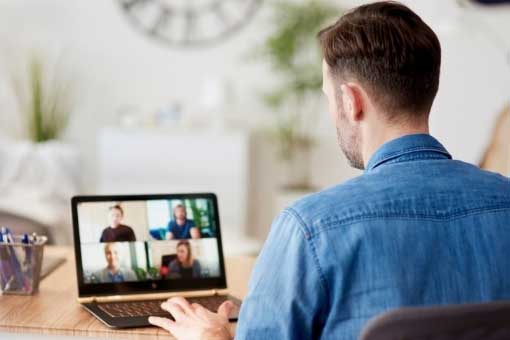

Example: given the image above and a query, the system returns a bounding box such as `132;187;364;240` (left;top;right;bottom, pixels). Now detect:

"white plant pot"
0;139;80;244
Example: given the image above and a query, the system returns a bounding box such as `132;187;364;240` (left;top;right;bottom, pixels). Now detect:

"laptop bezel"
71;193;228;297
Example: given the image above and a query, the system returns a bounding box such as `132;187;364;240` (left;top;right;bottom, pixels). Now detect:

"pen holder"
0;235;47;295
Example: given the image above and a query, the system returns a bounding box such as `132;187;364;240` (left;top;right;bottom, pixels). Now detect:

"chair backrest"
359;300;510;340
161;254;178;268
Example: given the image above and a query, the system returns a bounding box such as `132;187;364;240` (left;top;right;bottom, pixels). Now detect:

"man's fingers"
161;301;186;321
168;296;195;315
218;300;234;318
148;316;176;333
191;302;210;320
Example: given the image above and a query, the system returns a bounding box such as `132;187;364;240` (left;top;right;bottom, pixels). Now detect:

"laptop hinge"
77;288;230;304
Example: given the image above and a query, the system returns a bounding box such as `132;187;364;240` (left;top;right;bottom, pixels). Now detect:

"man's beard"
336;119;364;170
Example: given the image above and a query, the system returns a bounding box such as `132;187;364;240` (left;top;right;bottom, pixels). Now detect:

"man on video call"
92;243;137;283
166;204;201;240
149;1;510;339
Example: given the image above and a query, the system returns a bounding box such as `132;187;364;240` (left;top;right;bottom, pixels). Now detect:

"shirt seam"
284;208;331;302
308;206;510;238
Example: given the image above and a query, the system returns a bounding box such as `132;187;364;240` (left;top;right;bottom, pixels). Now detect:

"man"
93;243;137;283
99;205;136;242
166;204;201;240
149;2;510;339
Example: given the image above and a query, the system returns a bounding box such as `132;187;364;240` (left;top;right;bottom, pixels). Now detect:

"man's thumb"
218;301;233;318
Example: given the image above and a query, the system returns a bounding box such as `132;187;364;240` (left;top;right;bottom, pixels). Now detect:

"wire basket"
0;235;47;295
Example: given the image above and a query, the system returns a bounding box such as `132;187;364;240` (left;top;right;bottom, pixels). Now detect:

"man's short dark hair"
318;1;441;120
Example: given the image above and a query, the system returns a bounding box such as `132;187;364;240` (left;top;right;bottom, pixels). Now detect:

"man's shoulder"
94;268;108;281
286;162;510;235
287;175;370;230
95;268;107;275
451;160;510;186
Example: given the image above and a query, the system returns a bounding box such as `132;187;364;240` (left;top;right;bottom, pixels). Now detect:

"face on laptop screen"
72;194;226;294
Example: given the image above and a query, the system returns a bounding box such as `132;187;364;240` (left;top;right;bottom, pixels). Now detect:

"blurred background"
0;0;508;254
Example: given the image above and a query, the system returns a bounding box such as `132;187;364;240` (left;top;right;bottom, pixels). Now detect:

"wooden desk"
0;247;256;339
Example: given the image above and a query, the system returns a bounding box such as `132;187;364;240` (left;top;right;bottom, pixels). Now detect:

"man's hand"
149;297;233;340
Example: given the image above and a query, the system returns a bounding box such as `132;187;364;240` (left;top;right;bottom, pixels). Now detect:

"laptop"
71;193;242;328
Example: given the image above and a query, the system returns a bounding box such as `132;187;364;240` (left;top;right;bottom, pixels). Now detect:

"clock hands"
150;7;173;36
118;0;262;47
121;0;151;11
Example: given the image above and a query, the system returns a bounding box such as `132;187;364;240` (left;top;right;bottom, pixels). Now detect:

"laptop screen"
71;193;227;296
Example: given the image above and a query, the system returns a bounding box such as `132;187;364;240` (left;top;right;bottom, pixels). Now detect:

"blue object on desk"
0;227;29;291
0;228;14;288
22;233;33;265
0;236;8;286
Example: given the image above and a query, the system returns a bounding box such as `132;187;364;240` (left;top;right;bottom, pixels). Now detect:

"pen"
22;233;32;264
4;228;29;292
0;234;6;288
0;230;12;289
21;233;34;292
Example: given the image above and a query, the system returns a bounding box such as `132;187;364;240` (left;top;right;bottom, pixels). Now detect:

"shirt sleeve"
99;228;106;242
235;209;328;339
127;226;136;241
167;221;175;234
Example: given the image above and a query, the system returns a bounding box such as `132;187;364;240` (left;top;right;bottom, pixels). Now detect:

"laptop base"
82;294;242;329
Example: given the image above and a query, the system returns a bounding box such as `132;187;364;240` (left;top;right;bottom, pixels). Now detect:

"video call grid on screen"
76;197;222;284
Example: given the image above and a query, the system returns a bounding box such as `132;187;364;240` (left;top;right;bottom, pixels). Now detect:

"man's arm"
235;209;329;339
166;221;175;240
127;226;136;241
149;209;328;340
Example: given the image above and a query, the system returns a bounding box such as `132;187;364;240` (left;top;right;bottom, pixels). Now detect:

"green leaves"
257;0;340;161
263;0;336;74
14;54;74;142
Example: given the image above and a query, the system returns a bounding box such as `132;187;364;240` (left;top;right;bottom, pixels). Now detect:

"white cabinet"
97;127;260;255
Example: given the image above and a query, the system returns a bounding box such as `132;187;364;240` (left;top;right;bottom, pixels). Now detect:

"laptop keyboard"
97;295;238;318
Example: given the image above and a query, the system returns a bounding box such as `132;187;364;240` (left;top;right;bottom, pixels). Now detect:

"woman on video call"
168;240;202;279
99;205;136;242
166;204;200;240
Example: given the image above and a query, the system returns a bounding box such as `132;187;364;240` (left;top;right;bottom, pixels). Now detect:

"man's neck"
108;266;119;275
362;123;430;168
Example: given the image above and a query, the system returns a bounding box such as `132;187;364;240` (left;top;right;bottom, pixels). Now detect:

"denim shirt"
236;134;510;340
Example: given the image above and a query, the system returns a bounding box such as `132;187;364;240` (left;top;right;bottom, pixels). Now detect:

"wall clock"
118;0;262;47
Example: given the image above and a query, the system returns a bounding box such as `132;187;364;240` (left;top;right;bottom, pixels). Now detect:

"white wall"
0;0;508;242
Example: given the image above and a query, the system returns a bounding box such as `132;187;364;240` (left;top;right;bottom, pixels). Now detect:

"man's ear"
340;83;364;123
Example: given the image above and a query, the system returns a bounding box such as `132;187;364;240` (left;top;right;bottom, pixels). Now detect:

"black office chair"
359;301;510;340
161;254;177;268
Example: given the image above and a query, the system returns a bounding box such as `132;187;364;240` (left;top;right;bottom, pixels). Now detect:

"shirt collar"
365;134;452;173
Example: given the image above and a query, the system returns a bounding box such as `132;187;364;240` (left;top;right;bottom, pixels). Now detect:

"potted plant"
15;54;73;143
0;53;79;244
258;0;340;190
